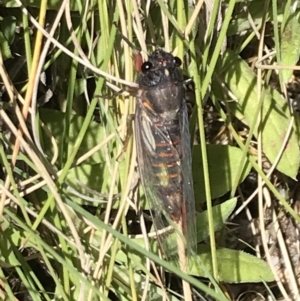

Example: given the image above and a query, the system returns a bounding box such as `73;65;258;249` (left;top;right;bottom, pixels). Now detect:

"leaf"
197;198;237;242
227;0;272;36
1;15;16;44
39;108;109;165
220;50;300;179
193;145;251;203
190;246;274;283
0;32;12;60
280;8;300;83
0;224;21;268
65;161;127;205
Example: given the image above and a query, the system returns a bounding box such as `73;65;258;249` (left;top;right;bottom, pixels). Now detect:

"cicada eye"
173;57;182;66
141;61;153;72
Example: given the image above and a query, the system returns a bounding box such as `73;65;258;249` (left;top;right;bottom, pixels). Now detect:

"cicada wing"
179;102;197;257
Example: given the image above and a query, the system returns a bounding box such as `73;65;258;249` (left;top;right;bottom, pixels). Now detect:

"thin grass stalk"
0;266;16;300
271;0;283;91
22;10;32;72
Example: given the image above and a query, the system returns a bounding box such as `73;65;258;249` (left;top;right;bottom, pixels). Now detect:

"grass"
0;0;300;300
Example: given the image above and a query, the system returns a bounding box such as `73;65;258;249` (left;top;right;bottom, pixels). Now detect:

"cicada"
134;49;197;263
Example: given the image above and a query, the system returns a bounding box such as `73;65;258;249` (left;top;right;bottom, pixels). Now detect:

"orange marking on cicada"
157;152;177;158
156;173;181;179
152;162;178;168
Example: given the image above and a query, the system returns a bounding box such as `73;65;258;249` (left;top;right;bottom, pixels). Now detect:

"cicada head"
138;49;183;88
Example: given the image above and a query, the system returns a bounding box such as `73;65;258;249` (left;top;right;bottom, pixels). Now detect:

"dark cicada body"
135;49;197;259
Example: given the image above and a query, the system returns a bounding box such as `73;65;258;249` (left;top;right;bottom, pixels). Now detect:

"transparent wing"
179;102;197;257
